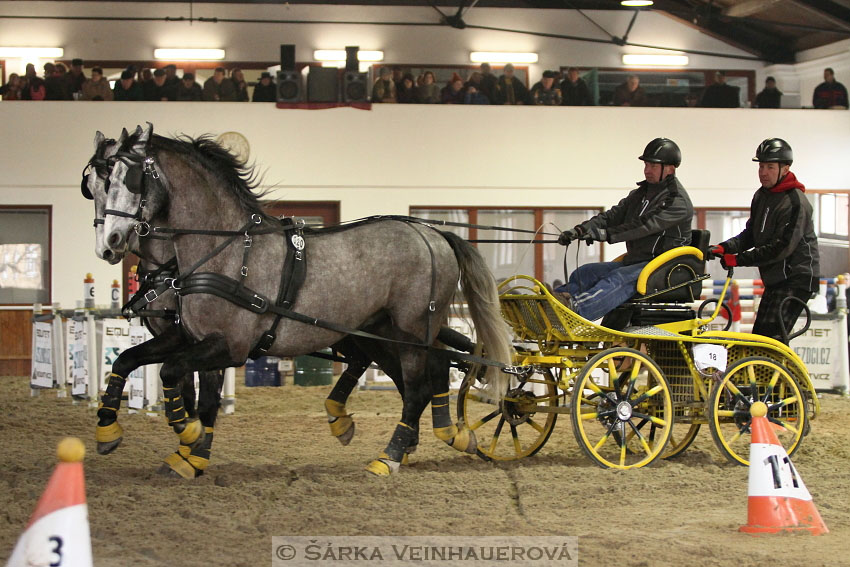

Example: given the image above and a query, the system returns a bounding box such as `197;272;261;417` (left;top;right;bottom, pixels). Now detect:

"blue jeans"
555;261;648;321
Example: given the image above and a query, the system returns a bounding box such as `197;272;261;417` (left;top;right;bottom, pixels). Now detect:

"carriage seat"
601;229;710;330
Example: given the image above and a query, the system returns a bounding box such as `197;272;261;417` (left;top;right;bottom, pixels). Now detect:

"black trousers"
751;286;815;344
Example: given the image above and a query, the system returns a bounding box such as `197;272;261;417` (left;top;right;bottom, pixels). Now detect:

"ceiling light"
470;52;539;64
620;0;654;7
622;54;689;67
314;50;384;62
154;48;226;60
0;47;64;58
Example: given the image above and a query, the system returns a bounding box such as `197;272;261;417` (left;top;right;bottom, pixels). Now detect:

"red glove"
707;244;724;259
721;253;737;268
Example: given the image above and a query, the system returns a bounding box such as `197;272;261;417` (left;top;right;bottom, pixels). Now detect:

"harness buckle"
254;332;276;353
294;250;303;261
295;217;306;228
244;235;253;248
250;294;266;311
502;365;533;377
134;221;150;237
144;289;159;303
251;214;262;225
165;278;181;291
241;266;248;277
428;301;436;312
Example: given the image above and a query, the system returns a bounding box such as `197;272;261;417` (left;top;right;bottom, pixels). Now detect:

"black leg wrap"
97;373;127;425
162;386;187;427
384;422;417;463
431;392;453;430
327;370;361;405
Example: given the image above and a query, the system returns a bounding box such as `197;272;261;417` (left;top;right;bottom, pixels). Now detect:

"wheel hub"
616;401;633;421
502;388;536;425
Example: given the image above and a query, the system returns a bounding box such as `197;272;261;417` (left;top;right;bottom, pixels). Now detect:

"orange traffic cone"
739;401;828;535
6;437;93;567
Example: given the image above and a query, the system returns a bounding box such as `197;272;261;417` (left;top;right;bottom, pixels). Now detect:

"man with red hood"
709;138;819;343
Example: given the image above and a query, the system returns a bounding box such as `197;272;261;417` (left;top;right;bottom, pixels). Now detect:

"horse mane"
123;130;272;218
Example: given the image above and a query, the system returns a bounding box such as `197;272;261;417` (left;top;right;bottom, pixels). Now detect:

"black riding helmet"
752;137;793;165
639;138;681;168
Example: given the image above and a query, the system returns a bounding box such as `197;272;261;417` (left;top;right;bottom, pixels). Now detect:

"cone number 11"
764;454;801;490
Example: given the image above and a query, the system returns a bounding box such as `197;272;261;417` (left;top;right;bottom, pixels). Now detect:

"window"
410;207;602;285
813;192;849;240
0;206;51;304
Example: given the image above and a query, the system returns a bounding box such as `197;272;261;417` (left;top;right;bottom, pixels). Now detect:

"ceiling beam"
787;0;850;31
723;0;784;18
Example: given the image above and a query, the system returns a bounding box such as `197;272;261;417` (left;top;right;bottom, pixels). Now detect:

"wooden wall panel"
0;310;33;376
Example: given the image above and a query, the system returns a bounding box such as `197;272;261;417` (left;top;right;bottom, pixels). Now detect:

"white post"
51;303;67;397
86;310;98;407
221;367;236;415
837;275;850;396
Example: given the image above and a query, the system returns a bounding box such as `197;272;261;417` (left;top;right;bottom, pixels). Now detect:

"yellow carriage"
457;232;819;469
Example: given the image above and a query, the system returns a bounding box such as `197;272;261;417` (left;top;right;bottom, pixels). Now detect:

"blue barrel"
294;349;334;386
244;356;281;387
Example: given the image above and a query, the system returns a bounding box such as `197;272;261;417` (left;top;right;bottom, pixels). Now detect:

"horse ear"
118;128;129;143
133;122;152;151
94;131;105;151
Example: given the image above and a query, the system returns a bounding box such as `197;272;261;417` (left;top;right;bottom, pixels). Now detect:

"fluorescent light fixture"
0;47;64;58
621;0;654;6
470;52;539;64
154;48;225;60
313;50;384;62
622;54;689;67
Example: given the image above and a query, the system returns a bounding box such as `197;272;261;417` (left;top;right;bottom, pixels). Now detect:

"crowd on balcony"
1;58;847;109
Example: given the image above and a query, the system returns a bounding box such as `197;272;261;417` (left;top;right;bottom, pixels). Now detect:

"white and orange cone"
6;437;93;567
739;401;828;535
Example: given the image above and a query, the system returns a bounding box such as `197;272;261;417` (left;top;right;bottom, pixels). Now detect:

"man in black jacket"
554;138;694;320
709;139;819;343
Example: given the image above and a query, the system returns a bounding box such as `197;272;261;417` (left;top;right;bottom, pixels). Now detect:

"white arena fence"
27;304;236;415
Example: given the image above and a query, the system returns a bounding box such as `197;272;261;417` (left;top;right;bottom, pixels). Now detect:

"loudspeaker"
345;46;359;72
307;66;339;103
280;44;296;71
343;71;368;102
276;70;301;102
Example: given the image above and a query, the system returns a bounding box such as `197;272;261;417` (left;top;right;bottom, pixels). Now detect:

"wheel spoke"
714;410;736;417
771;395;798;409
747;365;757;393
526;417;545;433
761;369;781;403
769;417;799;434
510;424;522;454
606;358;618;380
487;416;506;453
632;411;667;427
627;421;653;456
468;409;500;431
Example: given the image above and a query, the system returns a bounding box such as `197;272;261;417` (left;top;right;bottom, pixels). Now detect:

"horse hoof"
336;421;355;446
95;421;124;454
160;453;199;479
365;457;400;476
96;438;122;455
463;429;477;455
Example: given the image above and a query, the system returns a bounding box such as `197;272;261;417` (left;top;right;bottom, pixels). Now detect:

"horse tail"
441;231;512;397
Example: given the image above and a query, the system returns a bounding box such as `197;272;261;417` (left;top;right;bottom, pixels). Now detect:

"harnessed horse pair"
84;123;512;477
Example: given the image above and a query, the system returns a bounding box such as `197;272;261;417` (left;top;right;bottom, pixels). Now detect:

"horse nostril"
103;249;113;261
107;231;124;249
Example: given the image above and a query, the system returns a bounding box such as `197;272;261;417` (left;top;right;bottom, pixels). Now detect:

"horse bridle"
98;149;164;237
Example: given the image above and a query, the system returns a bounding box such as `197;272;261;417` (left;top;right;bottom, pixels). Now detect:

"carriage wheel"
708;356;806;466
662;423;701;459
571;348;673;469
457;363;559;462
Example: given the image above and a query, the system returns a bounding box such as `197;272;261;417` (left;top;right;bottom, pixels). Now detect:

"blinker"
125;164;144;194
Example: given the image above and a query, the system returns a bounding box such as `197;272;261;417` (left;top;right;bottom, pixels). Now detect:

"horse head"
100;122;155;264
84;129;126;261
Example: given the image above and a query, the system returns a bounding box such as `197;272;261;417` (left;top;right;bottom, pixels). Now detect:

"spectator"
252;71;277;102
231;68;249;102
45;63;70;100
176;73;203;101
560;67;592;106
391;66;404;91
66;58;86;98
396;72;419;103
81;67;114;101
498;63;529;105
479;63;501;104
0;73;22;100
113;69;143;101
416;70;440;104
812;67;848;109
143;69;169;101
700;71;739;108
162;64;180;100
371;67;397;103
613;74;647;106
441;73;466;104
530;70;562;106
140;68;153;85
463;82;489;104
203;67;237;101
21;63;46;100
754;76;782;109
43;62;54;80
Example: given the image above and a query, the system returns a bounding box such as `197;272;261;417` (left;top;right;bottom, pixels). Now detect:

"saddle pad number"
693;343;728;372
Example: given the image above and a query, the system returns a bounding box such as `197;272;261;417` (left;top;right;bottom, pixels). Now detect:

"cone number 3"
48;535;63;566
